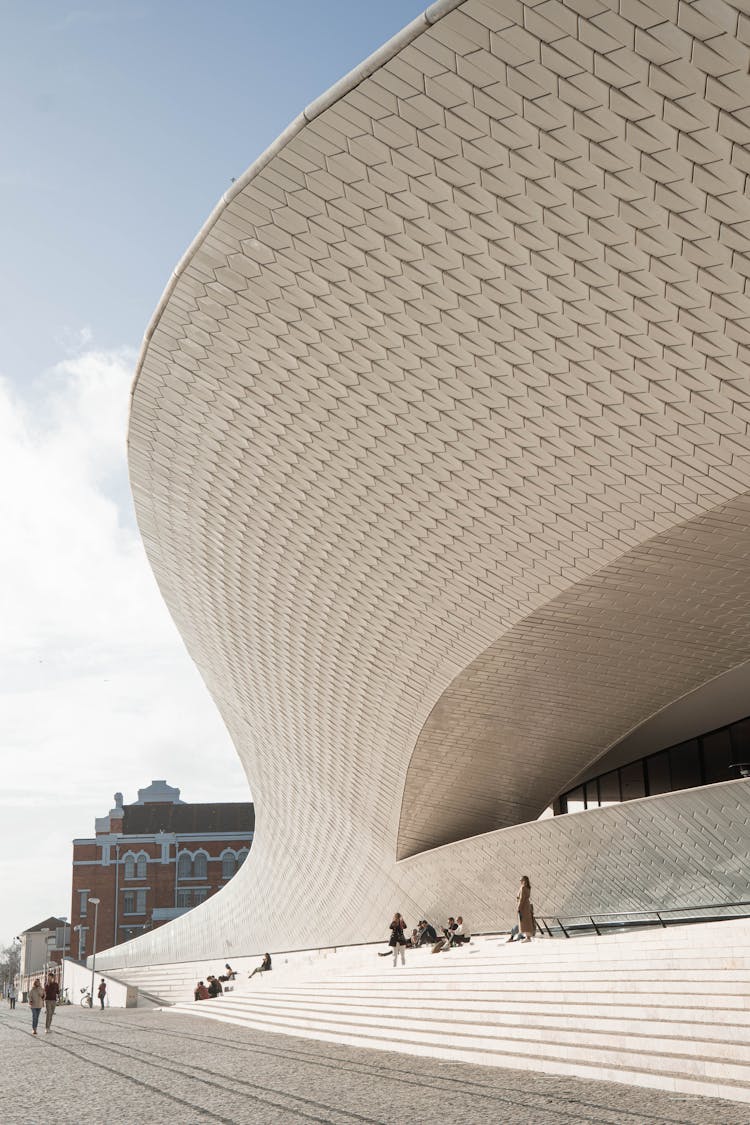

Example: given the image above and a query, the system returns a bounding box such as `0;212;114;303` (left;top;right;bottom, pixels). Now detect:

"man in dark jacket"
43;972;60;1032
419;921;438;945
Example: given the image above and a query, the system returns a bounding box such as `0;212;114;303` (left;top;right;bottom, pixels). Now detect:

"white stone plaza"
3;1003;749;1125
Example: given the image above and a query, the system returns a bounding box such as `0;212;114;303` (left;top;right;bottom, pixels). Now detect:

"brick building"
70;780;254;958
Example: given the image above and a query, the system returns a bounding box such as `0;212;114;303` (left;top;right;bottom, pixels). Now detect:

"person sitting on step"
207;975;223;998
452;916;470;944
432;917;458;953
249;953;272;979
419;920;438;945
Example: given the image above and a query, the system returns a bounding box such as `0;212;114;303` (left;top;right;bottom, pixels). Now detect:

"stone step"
341;954;750;972
209;993;750;1037
269;977;750;998
201;994;750;1055
175;1002;750;1102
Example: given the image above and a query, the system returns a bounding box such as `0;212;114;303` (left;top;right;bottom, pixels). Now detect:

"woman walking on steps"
517;875;534;942
389;912;408;967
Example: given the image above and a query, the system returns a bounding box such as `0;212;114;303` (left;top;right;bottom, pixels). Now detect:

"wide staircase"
166;918;750;1103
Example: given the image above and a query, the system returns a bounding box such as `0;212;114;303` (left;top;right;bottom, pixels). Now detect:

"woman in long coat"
517;875;534;942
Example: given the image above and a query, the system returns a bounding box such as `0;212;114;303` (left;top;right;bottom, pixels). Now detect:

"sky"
0;0;424;946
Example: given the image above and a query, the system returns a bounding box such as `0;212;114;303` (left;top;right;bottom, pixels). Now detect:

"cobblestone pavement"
2;1004;748;1125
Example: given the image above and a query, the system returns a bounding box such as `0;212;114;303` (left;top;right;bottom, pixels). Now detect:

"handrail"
536;898;750;938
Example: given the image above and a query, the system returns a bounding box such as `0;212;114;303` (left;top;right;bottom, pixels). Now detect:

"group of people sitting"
386;913;471;965
194;963;238;1000
194;974;224;1000
194;955;272;1000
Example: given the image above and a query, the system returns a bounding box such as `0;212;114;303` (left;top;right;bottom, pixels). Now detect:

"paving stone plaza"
3;1004;747;1125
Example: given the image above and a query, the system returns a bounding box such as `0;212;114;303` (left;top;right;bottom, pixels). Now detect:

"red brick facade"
70;781;253;957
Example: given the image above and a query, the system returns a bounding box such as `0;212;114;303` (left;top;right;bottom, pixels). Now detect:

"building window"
620;761;645;802
564;787;585;814
646;751;670;795
176;888;191;909
136;890;147;915
76;926;88;958
237;849;249;868
194;888;208;905
557;714;749;815
123;891;135;914
177;852;192;879
123;854;136;880
136;853;147;879
598;771;620;806
221;851;236;879
193;852;208;880
670;739;701;791
79;890;89;918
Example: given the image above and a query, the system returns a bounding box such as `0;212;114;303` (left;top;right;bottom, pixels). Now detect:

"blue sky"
1;0;424;386
0;0;424;944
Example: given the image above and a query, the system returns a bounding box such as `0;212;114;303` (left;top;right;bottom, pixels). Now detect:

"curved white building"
102;0;750;969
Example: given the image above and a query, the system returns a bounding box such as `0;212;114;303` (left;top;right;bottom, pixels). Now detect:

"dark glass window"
620;761;645;802
566;787;585;813
702;729;733;784
598;771;620;806
557;714;750;816
646;750;670;795
731;719;750;770
669;740;702;791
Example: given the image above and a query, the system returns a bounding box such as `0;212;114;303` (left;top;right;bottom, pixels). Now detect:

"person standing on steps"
517;875;534;942
389;912;408;966
28;979;44;1036
97;979;107;1010
44;971;60;1032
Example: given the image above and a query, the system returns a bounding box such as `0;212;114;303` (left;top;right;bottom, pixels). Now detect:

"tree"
0;943;20;996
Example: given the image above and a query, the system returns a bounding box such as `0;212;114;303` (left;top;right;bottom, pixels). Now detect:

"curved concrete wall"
103;0;750;967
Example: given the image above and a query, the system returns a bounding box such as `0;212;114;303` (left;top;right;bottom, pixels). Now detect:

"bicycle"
80;988;92;1008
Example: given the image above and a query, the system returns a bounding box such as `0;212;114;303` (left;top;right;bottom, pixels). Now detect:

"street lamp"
88;898;101;1008
13;937;21;999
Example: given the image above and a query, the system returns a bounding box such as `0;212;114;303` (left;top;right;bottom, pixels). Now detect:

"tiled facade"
101;0;750;967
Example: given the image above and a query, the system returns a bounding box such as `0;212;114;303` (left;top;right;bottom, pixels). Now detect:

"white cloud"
0;346;248;941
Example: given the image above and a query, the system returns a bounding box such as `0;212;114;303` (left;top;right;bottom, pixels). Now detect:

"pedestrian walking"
7;984;16;1010
44;972;60;1032
97;979;107;1010
516;875;534;942
388;912;408;967
28;979;44;1036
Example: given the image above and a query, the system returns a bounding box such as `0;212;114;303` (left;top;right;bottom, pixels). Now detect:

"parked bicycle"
80;987;92;1008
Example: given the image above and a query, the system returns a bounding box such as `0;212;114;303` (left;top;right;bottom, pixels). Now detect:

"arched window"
136;853;147;879
236;849;249;869
193;851;208;880
123;853;136;880
177;852;192;879
221;850;236;879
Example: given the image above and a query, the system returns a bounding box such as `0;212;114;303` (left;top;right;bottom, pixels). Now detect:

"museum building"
89;0;750;971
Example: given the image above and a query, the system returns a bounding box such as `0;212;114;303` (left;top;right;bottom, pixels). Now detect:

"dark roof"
24;916;67;934
122;802;254;835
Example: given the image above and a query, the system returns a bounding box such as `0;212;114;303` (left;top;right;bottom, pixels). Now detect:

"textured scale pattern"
110;0;750;966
